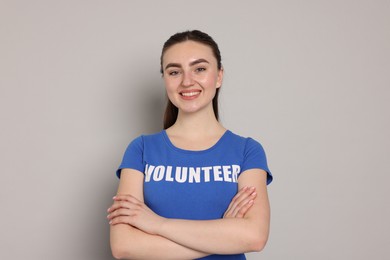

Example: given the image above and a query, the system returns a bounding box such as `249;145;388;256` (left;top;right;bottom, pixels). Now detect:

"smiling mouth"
180;91;201;97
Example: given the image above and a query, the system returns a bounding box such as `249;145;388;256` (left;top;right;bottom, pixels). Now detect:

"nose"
182;71;194;87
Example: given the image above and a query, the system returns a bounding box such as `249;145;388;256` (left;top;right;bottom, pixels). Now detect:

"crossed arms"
108;168;270;259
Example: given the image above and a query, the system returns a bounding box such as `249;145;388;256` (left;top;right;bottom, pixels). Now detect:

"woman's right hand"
223;186;257;218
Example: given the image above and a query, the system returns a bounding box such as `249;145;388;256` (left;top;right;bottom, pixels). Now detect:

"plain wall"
1;0;389;259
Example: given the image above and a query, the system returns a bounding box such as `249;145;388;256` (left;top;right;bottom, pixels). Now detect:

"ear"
216;67;224;88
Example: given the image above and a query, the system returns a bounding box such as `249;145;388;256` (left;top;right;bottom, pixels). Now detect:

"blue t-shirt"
117;130;272;259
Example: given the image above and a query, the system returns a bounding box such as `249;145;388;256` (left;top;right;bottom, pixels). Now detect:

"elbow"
251;237;268;252
247;233;268;252
110;236;133;259
110;225;137;259
111;244;128;260
111;236;142;259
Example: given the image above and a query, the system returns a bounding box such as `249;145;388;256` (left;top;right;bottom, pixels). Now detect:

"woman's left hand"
223;186;257;218
107;194;166;235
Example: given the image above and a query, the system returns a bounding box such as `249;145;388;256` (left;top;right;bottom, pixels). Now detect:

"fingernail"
248;200;254;204
113;196;117;199
250;186;255;190
251;192;257;196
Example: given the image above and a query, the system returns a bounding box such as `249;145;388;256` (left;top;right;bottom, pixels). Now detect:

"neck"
169;108;225;137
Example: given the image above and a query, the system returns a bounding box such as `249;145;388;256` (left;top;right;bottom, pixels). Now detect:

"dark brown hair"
160;30;222;129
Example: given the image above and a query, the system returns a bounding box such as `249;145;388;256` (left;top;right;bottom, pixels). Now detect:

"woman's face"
162;40;223;116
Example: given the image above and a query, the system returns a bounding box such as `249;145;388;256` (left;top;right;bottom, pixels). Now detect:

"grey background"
1;0;389;259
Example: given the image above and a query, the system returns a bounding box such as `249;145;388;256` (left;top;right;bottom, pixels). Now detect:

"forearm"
154;173;271;255
110;224;209;260
157;217;268;255
109;169;270;257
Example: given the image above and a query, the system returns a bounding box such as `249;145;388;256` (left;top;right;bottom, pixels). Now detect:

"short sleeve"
116;136;145;178
242;138;273;185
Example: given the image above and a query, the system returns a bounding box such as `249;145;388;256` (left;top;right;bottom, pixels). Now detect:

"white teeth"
181;91;200;97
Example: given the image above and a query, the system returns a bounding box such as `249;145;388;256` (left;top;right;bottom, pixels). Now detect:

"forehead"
162;41;216;65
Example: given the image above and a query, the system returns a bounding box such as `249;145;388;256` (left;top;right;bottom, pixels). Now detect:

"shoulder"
225;130;265;151
127;130;165;147
227;130;272;184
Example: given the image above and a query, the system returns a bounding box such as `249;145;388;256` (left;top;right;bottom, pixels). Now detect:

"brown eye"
168;70;179;76
196;67;206;72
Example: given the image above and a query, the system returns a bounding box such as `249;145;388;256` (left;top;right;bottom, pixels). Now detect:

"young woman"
107;30;273;259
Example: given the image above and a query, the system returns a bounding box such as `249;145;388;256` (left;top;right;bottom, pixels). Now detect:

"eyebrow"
164;58;210;71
